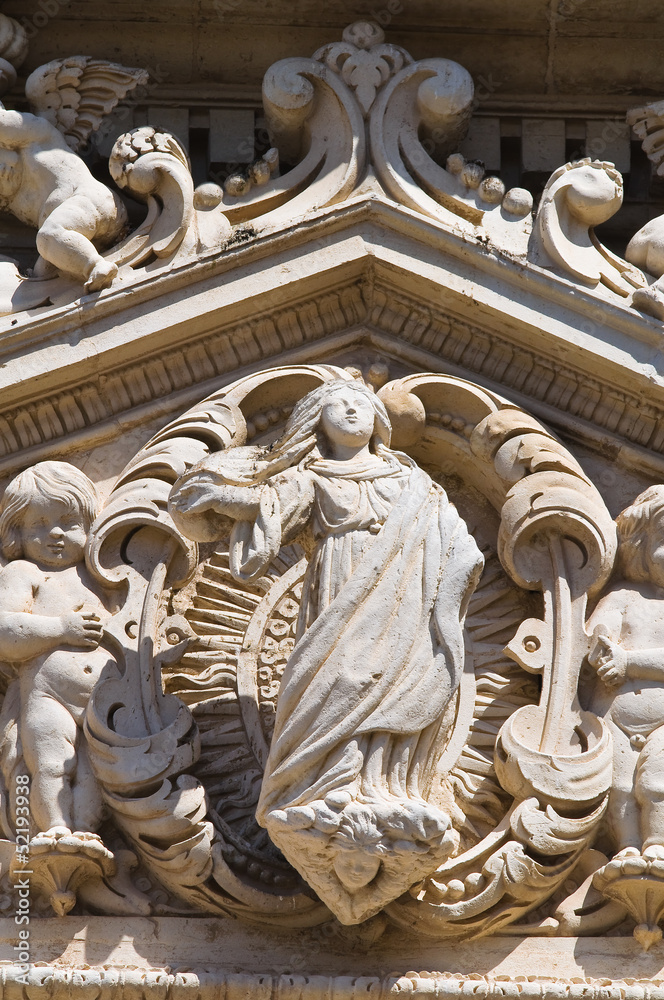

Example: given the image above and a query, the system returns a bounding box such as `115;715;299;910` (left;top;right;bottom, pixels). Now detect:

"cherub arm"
0;561;101;661
0;109;57;148
588;589;664;688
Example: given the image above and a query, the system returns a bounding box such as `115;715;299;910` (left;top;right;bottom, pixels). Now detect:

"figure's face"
320;388;376;453
332;849;381;892
20;499;87;568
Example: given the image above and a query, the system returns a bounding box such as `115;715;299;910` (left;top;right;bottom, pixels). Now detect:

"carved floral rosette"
68;362;617;935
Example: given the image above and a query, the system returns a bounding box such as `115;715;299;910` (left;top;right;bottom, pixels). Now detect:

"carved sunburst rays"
163;529;537;882
162;542;306;886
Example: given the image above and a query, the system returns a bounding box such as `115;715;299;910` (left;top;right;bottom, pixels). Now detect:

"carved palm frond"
449;550;538;848
25;56;149;150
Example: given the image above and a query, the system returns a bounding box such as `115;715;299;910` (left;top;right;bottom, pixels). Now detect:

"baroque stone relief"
1;11;664;331
0;361;654;943
0;14;584;318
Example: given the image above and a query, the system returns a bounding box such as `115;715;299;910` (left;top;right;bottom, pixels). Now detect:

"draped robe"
220;451;484;842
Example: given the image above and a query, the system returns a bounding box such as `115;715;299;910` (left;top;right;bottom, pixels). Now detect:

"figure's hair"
616;485;664;583
212;378;393;487
0;461;98;560
332;803;387;854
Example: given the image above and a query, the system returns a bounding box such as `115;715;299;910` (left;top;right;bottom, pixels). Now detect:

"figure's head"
275;378;391;466
0;461;98;567
330;802;385;892
616;485;664;586
209;378;393;488
332;847;381;892
319;383;382;454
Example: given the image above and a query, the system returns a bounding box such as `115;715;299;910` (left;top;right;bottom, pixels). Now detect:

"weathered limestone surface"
1;5;664;995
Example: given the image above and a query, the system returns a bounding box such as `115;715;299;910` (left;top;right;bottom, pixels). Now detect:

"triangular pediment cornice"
0;195;663;480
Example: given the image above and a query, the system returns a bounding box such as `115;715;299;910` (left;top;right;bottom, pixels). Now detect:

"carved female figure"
169;379;483;920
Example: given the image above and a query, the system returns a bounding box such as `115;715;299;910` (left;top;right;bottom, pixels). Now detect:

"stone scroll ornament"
219;21;533;249
0;16;537;317
0;362;612;933
529;159;646;298
0;12;233;315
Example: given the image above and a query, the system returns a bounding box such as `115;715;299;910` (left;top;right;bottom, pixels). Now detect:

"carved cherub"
0;461;112;838
588;486;664;858
0;56;147;290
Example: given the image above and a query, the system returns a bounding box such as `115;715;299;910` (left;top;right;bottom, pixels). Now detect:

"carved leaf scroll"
530;159;646;296
212;22;533;253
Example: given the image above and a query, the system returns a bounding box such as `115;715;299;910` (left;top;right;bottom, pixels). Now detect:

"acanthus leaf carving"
314;22;412;118
107;127;231;267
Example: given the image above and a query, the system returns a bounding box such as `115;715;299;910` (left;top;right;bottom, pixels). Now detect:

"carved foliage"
108;127;231;265
217;22;533;250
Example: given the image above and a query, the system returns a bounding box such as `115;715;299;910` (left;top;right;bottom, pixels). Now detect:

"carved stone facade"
4;1;664;995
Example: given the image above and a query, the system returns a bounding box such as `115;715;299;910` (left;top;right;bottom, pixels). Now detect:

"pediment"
6;9;664;967
1;194;663;490
0;16;662;493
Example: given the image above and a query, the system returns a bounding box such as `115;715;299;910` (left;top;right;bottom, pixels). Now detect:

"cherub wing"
25;56;149;151
627;99;664;176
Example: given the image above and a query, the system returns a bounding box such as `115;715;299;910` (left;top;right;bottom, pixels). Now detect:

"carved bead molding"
0;968;663;1000
2;968;664;1000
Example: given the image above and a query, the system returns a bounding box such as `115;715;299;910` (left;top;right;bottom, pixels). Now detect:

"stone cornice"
0;967;664;1000
0;197;663;476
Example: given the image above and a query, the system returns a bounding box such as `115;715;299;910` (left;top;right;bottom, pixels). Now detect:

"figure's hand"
588;630;628;689
171;480;226;514
171;479;258;520
60;609;104;649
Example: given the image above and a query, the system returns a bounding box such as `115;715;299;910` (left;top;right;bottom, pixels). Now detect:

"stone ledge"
0;966;663;1000
1;921;664;993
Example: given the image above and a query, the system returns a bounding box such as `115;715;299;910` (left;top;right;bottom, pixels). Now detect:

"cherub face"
319;388;376;454
332;848;381;892
20;499;87;568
